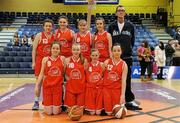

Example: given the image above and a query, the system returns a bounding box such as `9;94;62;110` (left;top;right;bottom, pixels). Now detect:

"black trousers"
123;58;135;102
157;66;164;79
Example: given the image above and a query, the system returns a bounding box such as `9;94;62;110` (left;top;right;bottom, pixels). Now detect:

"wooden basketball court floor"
0;77;180;123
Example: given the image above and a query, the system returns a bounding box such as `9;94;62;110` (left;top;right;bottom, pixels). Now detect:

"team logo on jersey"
76;37;80;43
70;69;81;79
121;31;131;36
43;45;51;55
68;63;74;68
59;38;68;47
95;41;105;49
80;42;88;52
47;61;51;67
48;66;61;76
42;39;48;44
89;72;101;83
107;71;119;81
88;67;92;72
107;64;113;71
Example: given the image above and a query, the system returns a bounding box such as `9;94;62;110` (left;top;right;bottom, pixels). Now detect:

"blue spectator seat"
10;62;20;68
19;62;31;68
9;51;17;56
0;62;10;68
0;56;5;62
5;56;14;62
23;56;32;62
26;51;32;56
28;47;32;51
14;56;23;62
4;46;12;51
17;51;26;56
12;46;20;51
7;42;13;47
20;46;28;51
1;51;9;56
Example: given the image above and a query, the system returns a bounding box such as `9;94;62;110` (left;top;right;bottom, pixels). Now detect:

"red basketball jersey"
43;56;64;88
55;29;73;57
36;32;54;57
86;61;103;88
94;31;110;62
103;59;125;89
66;57;85;94
76;32;91;61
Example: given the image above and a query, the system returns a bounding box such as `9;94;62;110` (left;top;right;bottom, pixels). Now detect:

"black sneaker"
100;109;107;116
32;101;39;110
125;103;142;110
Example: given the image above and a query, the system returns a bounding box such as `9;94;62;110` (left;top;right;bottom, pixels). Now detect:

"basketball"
112;104;127;119
68;105;84;121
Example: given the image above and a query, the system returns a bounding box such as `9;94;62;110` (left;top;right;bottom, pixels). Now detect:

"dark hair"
91;48;99;54
142;40;149;48
159;41;164;50
94;17;105;35
115;5;125;13
58;16;68;22
58;16;70;28
111;43;121;50
43;19;54;26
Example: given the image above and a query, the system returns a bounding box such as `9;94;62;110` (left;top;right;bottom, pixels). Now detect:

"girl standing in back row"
55;16;74;58
93;17;112;62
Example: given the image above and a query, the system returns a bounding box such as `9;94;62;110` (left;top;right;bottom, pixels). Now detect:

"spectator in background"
175;28;180;44
147;46;155;80
173;40;180;66
21;34;29;47
29;34;36;46
12;32;20;46
155;41;166;80
137;41;151;81
165;39;175;66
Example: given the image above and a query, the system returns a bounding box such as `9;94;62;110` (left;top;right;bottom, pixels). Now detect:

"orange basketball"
112;104;127;119
68;105;84;121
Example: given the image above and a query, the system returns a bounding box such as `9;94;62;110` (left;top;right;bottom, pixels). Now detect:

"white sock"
34;97;39;102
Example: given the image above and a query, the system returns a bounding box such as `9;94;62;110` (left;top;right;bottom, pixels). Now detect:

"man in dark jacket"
108;5;142;110
165;39;175;66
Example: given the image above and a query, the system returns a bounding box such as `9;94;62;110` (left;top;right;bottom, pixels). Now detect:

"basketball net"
87;0;96;10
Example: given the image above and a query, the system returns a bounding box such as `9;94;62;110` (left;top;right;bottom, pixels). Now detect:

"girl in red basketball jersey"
32;19;55;110
93;17;112;62
64;43;86;108
55;16;74;57
35;41;65;115
85;49;104;115
103;43;128;115
74;19;92;62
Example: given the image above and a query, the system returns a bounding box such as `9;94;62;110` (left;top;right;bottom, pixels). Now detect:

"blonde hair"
72;43;85;64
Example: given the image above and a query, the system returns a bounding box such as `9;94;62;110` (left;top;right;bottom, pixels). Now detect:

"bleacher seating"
0;46;33;74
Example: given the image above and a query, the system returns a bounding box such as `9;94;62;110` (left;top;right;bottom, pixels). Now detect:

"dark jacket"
108;20;135;58
165;44;175;57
